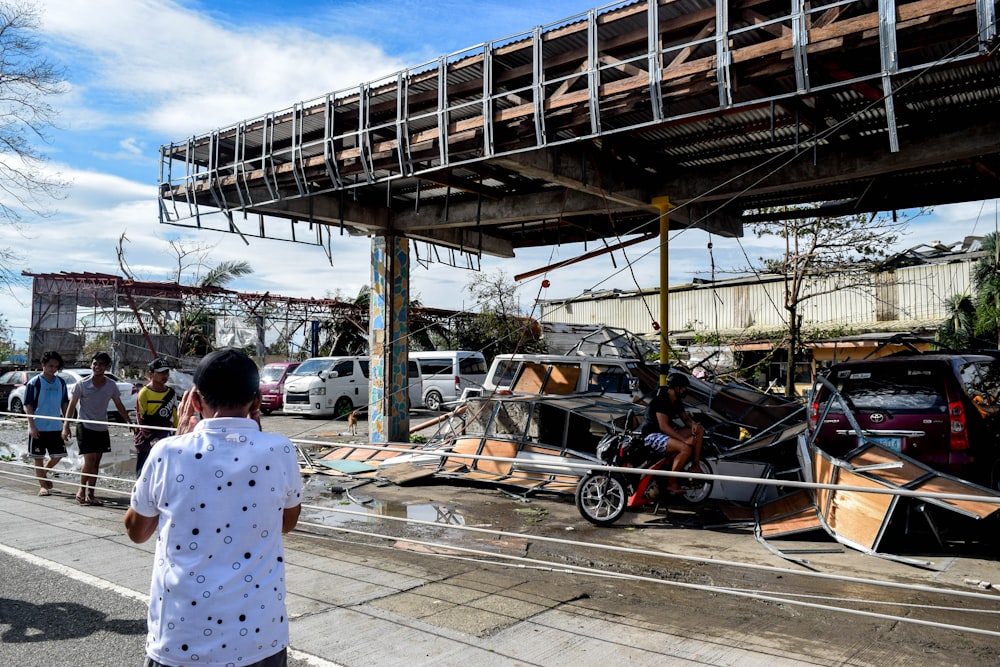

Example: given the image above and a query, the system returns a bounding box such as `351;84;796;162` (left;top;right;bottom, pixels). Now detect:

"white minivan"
283;356;369;417
481;353;642;403
410;350;488;411
283;356;422;418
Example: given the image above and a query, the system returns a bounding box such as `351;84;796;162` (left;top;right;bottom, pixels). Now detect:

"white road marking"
0;542;343;667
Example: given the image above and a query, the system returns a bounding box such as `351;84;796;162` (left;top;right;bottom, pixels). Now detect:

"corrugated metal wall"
538;261;974;337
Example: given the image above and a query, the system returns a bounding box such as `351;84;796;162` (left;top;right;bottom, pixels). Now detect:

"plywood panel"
757;490;814;522
513;363;581;394
812;449;836;516
545;365;580;393
444;438;516;475
320;444;420;463
514;364;548;393
824;469;894;550
757;491;822;537
912;476;1000;519
848;447;926;487
760;509;823;537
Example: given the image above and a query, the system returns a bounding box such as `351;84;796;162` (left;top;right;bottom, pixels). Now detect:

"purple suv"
259;361;301;415
808;353;1000;490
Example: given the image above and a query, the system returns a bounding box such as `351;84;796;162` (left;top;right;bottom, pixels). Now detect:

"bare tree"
0;1;67;284
455;270;546;363
749;208;916;396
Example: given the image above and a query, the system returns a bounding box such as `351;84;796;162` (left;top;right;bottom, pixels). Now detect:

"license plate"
861;436;902;452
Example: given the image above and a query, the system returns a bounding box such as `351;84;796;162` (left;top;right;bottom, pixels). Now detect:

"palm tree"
937;294;976;350
973;233;1000;346
179;260;255;356
198;260;253;288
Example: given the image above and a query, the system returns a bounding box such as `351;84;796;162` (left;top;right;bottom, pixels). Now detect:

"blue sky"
2;0;998;343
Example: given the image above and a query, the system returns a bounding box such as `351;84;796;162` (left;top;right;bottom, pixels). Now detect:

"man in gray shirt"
62;352;133;505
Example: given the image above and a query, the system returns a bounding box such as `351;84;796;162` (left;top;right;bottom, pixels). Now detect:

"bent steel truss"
159;0;1000;259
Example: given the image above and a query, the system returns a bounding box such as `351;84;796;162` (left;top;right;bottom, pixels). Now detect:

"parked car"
807;353;1000;490
0;370;39;409
410;350;487;410
283;356;422;418
283;356;371;418
7;368;139;422
259;361;301;414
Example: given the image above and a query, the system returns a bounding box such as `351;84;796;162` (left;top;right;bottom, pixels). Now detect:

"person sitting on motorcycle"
639;373;704;493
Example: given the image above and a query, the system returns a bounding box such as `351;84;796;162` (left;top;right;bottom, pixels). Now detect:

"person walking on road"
23;350;69;496
133;358;178;477
62;351;132;505
125;348;302;667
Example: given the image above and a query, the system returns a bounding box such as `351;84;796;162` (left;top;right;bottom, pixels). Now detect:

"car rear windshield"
826;368;948;412
459;357;487;374
260;366;285;382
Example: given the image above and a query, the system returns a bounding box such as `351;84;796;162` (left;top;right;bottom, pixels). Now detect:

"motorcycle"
575;429;714;526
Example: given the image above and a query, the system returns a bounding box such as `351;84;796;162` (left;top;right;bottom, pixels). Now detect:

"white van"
481;353;641;403
283;356;370;417
283;356;422;418
410;350;488;410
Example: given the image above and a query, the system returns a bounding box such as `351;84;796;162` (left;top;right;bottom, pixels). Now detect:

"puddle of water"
301;477;468;531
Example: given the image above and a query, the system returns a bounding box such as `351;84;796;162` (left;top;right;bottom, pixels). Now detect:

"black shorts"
29;431;67;459
145;648;286;667
76;424;111;455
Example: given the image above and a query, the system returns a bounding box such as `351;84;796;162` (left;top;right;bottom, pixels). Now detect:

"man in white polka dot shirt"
126;349;303;667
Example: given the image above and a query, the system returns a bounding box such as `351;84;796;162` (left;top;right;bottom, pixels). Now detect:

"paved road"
2;413;1000;666
0;548;148;666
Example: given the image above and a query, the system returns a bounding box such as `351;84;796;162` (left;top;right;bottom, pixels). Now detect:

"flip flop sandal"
85;497;104;506
75;494;87;505
38;488;51;496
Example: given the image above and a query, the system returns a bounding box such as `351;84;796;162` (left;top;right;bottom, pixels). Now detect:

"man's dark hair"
92;352;112;365
41;350;64;369
193;348;260;410
666;373;690;389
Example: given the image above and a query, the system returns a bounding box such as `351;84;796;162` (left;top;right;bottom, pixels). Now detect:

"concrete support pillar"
369;235;410;442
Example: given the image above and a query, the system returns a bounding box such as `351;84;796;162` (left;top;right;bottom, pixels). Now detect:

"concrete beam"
391;189;645;231
488;147;657;211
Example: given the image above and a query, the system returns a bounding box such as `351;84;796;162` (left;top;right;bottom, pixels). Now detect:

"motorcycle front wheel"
575;472;630;526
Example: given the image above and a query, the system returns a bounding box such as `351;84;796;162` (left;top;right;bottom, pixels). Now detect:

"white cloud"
39;0;409;137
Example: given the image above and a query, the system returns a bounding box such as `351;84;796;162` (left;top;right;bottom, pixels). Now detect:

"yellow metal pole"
652;196;673;387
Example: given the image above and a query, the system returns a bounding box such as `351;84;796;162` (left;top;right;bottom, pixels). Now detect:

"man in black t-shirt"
639;373;704;493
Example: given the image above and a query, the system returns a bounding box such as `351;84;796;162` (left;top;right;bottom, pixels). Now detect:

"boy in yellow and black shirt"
134;358;179;476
